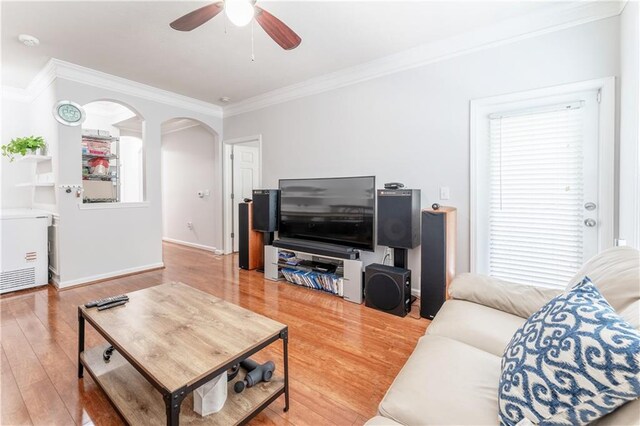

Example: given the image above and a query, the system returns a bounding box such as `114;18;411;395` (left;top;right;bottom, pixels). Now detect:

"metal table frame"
78;307;290;426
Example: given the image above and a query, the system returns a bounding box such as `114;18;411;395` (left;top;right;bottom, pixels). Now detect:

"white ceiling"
2;1;566;106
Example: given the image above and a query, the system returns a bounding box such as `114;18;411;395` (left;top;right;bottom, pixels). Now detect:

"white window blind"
488;103;584;288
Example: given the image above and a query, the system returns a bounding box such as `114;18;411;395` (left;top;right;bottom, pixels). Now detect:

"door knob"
584;202;596;211
584;218;597;227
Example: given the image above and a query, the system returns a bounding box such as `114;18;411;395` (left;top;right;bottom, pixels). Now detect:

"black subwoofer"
377;189;421;249
365;263;411;317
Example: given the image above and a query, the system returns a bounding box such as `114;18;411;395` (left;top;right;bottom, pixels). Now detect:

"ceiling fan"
170;0;302;50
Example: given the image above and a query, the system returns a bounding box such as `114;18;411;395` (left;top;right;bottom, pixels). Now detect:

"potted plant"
1;136;47;161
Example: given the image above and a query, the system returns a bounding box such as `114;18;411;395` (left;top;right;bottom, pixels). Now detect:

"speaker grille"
382;219;408;246
367;273;402;310
252;190;279;232
377;189;421;249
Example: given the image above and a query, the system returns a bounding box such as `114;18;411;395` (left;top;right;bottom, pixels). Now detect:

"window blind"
488;104;584;288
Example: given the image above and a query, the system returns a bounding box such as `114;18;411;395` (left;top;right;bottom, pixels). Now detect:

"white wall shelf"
15;155;52;163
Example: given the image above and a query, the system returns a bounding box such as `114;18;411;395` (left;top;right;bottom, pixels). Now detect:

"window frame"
469;77;616;275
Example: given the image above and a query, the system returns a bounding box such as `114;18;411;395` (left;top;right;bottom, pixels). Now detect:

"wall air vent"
0;267;36;294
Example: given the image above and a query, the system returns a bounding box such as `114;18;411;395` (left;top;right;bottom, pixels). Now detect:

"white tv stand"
264;245;363;304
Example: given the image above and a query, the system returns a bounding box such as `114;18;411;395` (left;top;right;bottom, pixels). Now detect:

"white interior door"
232;144;260;252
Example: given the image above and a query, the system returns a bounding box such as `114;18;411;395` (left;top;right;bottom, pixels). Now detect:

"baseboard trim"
162;237;219;253
53;263;165;290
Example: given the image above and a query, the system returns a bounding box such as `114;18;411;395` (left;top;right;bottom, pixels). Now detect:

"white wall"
162;124;221;251
619;1;640;248
1;97;33;208
52;78;222;287
223;17;621;292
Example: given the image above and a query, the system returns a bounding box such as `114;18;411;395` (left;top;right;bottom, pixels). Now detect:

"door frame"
469;77;615;273
222;135;263;254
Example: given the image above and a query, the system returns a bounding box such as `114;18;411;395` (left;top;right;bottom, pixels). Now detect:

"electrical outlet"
439;186;450;200
204;190;210;196
187;222;194;230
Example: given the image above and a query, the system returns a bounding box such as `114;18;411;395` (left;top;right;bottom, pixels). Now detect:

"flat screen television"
278;176;375;251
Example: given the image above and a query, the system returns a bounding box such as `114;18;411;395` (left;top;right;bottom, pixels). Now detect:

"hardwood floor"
1;242;429;425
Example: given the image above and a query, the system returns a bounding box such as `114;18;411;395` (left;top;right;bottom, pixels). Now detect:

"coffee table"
77;282;289;425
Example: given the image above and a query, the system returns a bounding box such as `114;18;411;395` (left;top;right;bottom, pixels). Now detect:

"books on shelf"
280;268;343;296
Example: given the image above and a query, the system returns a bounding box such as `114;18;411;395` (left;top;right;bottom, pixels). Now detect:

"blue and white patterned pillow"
498;277;640;426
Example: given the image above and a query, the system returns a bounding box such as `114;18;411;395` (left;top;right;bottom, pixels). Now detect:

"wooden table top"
80;282;286;393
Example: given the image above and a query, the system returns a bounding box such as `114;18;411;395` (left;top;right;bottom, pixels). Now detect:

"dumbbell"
234;358;276;393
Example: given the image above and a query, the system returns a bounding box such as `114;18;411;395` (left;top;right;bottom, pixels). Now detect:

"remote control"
97;300;128;311
85;294;129;308
96;296;129;308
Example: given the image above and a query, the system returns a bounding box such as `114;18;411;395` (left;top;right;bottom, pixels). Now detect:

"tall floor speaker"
239;202;264;270
420;207;456;319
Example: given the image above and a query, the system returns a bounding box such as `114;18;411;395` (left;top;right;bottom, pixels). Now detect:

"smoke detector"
219;97;231;103
18;34;39;47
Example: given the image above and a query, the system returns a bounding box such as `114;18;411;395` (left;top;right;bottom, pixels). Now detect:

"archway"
82;100;145;204
160;117;222;254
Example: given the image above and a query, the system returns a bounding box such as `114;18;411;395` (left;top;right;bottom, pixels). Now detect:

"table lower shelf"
80;344;285;425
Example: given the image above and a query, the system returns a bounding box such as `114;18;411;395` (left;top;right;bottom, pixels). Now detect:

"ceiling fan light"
225;0;255;27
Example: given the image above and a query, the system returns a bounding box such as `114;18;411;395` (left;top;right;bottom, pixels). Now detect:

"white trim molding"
2;59;223;118
161;119;202;136
469;77;616;273
162;237;219;253
52;262;164;289
77;201;150;210
224;0;624;117
222;135;263;254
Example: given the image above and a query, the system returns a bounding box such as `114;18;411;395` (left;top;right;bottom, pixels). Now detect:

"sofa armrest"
448;273;562;318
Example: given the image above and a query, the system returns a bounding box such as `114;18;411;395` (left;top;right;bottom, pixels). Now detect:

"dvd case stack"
280;268;344;296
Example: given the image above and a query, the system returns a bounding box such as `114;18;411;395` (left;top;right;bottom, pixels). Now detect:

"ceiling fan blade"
255;6;302;50
170;3;223;31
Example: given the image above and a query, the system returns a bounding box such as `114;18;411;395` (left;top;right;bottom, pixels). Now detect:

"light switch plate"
439;186;450;200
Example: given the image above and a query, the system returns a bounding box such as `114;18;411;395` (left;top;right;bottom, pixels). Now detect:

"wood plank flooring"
1;242;429;425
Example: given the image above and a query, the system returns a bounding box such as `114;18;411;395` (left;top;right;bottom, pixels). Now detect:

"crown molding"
52;59;223;118
224;0;625;117
161;119;202;135
2;59;223;118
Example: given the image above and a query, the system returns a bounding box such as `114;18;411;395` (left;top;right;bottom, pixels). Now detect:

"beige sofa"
367;246;640;425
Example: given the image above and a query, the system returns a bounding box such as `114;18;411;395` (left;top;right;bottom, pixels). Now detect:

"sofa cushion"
592;397;640;425
426;300;525;357
364;416;403;426
620;300;640;330
379;334;501;425
450;273;562;318
499;278;640;426
566;246;640;313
